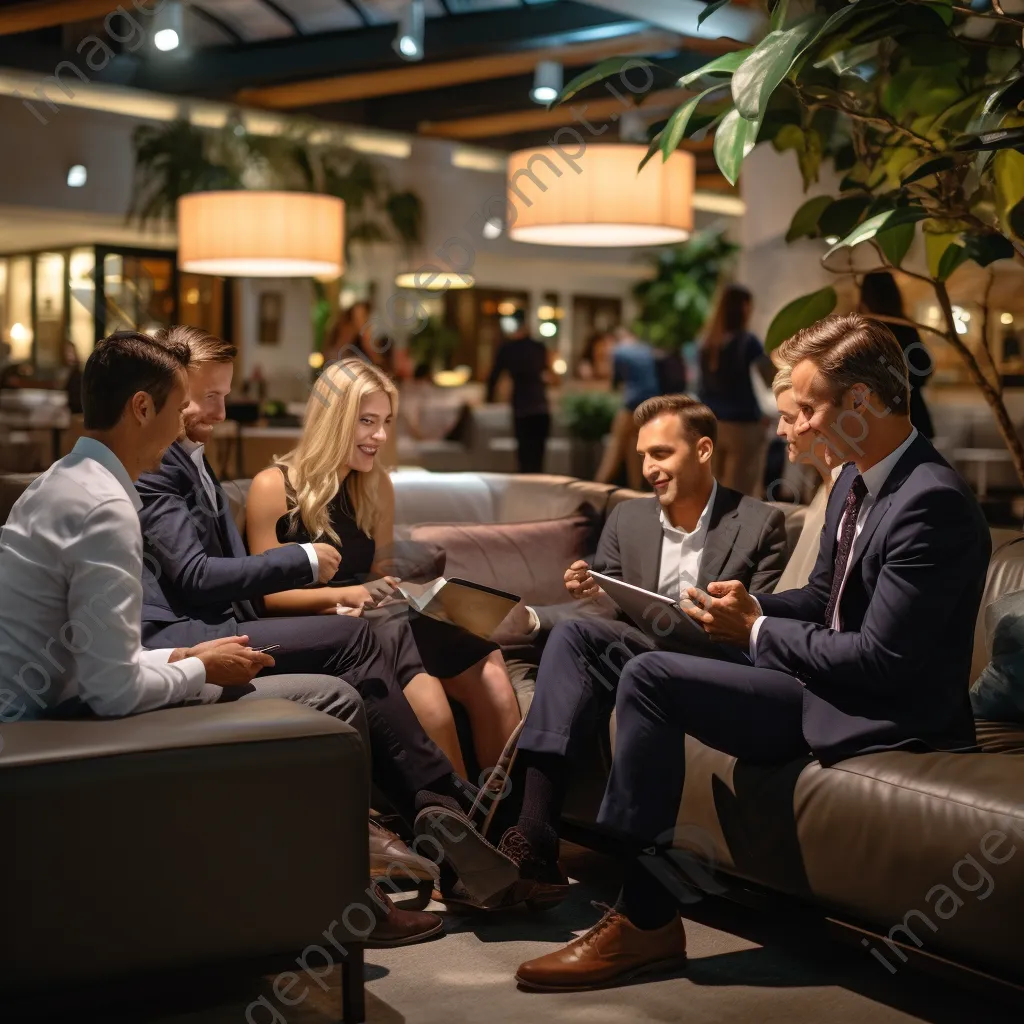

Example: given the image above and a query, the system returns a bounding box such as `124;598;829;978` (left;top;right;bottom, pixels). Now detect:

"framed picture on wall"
258;291;283;346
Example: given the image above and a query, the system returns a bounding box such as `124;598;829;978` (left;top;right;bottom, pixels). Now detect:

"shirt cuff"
749;615;766;662
301;542;320;580
525;606;541;639
177;655;207;698
141;648;175;665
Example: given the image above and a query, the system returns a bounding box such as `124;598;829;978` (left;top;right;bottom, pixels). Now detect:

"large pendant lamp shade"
177;191;345;277
507;145;694;247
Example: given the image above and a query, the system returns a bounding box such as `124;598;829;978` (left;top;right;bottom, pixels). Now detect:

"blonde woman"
246;359;522;778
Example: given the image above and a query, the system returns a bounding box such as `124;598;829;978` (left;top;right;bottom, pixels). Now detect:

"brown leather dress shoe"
365;883;444;949
370;819;440;884
515;907;687;991
494;827;570;911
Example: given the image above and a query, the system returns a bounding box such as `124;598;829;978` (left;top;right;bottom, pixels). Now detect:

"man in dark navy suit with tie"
514;313;991;992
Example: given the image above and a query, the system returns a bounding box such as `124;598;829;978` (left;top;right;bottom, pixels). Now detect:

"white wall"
0;95;738;397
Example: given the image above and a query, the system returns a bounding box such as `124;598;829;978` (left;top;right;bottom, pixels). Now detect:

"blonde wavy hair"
276;358;398;544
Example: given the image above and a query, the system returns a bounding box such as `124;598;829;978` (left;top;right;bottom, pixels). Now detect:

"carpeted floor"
18;845;1020;1024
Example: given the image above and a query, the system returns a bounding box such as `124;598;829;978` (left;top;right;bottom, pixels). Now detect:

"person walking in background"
486;309;552;474
859;271;934;438
698;284;774;496
575;329;614;383
595;327;660;489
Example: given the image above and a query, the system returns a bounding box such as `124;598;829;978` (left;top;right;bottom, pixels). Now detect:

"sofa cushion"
410;508;600;606
971;588;1024;723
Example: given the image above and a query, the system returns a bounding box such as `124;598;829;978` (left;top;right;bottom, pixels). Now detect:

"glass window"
35;252;67;372
69;248;96;361
7;256;33;363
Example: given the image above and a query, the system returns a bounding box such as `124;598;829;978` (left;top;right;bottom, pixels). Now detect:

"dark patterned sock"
515;751;568;860
415;773;478;816
615;862;678;931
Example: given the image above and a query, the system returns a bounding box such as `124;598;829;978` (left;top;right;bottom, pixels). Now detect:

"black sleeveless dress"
274;468;496;685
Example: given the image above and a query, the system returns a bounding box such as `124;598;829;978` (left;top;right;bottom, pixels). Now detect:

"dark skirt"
362;600;498;687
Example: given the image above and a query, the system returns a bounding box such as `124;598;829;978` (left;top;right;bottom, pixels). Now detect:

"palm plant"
129;119;423;252
562;0;1024;485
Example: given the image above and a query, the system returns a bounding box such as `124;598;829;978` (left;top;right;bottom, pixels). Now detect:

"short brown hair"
777;313;910;413
82;330;190;430
634;394;718;445
154;325;236;366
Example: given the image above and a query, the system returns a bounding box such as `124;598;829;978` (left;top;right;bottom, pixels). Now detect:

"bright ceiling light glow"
67;164;87;187
154;29;179;51
483;217;503;239
508;145;693;248
552;357;568;375
539;321;558;338
1001;312;1014;326
395;270;474;291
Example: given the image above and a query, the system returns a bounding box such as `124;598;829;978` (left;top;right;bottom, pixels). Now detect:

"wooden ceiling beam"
0;0;143;36
418;88;712;143
236;29;690;109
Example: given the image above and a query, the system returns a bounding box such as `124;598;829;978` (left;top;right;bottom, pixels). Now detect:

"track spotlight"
531;61;563;105
153;0;184;53
394;0;425;62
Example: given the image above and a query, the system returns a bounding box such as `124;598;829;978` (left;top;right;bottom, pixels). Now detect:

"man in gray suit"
419;395;788;907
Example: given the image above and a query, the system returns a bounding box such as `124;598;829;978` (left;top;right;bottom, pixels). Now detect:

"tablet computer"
590;571;750;664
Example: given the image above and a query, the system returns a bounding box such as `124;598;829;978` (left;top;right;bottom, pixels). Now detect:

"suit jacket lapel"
637;499;663;592
697;486;741;591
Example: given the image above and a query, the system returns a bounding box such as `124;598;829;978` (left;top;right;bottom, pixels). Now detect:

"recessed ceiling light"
153;1;184;53
67;164;87;187
483;217;503;240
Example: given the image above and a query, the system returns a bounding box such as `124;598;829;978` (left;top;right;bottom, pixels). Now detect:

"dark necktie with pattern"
824;474;868;629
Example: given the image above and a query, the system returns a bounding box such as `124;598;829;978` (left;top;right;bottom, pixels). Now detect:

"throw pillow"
970;588;1024;723
409;506;600;607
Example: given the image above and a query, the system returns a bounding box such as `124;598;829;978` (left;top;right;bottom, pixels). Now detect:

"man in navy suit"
514;313;991;991
136;327;518;912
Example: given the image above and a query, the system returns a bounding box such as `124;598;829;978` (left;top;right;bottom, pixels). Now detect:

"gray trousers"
190;674;370;780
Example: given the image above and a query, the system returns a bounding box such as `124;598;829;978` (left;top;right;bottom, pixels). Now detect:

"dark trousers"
517;619;656;760
243;616;453;815
515;413;551;474
598;651;809;846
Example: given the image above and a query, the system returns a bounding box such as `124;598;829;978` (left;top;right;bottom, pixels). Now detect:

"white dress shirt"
0;437;206;723
522;481;718;637
749;429;919;656
657;480;717;600
178;437;319;578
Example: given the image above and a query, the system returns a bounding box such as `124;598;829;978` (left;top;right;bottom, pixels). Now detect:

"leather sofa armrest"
1;701;371;992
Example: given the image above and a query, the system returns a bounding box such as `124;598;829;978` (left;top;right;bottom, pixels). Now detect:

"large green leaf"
901;155;955;186
963;233;1016;267
826;207;928;257
678;50;752;89
818;195;872;239
765;287;837;353
876;222;916;268
935;242;970;281
994;149;1024;240
557;57;660;106
770;0;789;31
660;85;729;159
713;108;761;186
732;17;827;122
698;0;731;27
786;195;833;242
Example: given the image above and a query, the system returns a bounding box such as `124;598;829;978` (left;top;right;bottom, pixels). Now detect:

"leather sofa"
3;467;1023;1001
375;471;1024;993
